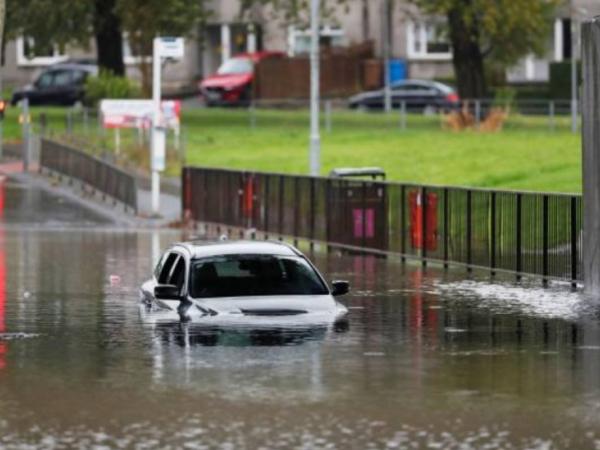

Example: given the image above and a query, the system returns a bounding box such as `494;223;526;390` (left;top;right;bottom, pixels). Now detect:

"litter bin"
327;168;388;250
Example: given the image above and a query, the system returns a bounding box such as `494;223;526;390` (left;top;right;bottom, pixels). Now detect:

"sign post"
151;37;184;215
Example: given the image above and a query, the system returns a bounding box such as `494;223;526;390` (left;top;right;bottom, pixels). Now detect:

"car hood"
200;73;253;89
141;295;348;327
200;295;338;315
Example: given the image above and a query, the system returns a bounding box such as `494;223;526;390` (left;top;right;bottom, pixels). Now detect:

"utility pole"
571;9;579;134
309;0;321;176
382;0;392;113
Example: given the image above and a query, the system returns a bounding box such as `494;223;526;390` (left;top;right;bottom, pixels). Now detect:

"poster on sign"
100;99;181;130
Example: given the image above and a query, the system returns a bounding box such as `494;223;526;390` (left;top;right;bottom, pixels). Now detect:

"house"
2;0;595;93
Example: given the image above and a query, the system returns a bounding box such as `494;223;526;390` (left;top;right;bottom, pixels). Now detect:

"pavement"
0;159;182;228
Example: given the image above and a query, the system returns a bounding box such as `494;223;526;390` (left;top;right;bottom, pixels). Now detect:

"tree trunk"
94;0;125;76
447;7;487;99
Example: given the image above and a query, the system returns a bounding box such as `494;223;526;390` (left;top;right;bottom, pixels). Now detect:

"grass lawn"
183;108;582;193
3;106;582;193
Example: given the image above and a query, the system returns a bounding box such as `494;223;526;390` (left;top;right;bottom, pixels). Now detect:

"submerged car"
348;79;460;112
140;240;349;325
199;51;284;106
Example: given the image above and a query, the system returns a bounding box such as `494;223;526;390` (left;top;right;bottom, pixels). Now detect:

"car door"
29;71;55;105
50;70;76;105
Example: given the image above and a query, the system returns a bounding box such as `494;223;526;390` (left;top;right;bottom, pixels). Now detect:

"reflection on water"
2;179;600;448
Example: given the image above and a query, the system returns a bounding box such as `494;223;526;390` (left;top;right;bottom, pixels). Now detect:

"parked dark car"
11;63;98;106
348;79;460;112
199;51;285;107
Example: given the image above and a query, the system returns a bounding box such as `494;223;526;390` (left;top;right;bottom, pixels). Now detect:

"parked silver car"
140;240;349;326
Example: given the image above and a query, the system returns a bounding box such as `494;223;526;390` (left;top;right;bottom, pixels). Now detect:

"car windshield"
190;254;328;298
217;58;253;75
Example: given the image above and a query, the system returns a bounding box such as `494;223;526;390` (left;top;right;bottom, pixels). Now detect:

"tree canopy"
411;0;560;98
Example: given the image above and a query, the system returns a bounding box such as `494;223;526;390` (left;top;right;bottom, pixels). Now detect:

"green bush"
84;70;141;106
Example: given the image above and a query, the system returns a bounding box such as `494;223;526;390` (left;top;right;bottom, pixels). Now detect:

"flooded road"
1;178;600;449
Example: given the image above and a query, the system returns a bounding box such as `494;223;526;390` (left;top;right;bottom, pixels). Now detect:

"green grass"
182;108;582;193
4;106;582;193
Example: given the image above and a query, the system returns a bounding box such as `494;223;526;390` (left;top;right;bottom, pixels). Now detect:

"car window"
217;58;253;75
169;256;186;290
190;254;328;298
157;252;178;284
53;70;72;87
71;70;87;84
36;72;54;88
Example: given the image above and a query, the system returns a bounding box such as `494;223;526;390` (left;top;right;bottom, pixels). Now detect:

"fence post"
294;177;299;247
542;195;549;284
249;100;256;130
400;184;406;261
361;181;367;250
549;101;555;132
264;175;270;239
422;186;427;266
22;97;30;172
400;101;407;131
278;175;284;239
475;100;481;129
466;190;472;271
310;177;316;249
571;196;578;287
516;193;523;280
490;191;496;276
443;187;449;268
325;100;332;133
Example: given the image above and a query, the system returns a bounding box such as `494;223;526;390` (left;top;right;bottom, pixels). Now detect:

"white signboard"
158;37;184;59
100;99;181;129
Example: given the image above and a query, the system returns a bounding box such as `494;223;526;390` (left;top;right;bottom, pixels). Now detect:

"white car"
140;240;349;327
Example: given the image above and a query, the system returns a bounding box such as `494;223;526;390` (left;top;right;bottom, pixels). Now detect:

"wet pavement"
1;177;600;449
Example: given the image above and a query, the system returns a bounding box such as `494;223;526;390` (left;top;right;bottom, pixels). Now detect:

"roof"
174;240;301;259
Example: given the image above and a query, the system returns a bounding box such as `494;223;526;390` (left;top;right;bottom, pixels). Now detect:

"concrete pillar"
555;18;564;62
582;19;600;295
221;24;231;63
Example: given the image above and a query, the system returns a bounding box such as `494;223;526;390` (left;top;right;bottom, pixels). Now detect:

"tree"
410;0;559;98
116;0;210;95
5;0;122;74
93;0;125;76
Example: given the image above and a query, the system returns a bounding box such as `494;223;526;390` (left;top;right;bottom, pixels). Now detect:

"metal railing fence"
40;138;138;213
183;167;582;284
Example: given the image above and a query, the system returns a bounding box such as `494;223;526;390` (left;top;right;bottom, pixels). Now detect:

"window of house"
16;36;68;66
406;21;451;60
288;26;345;56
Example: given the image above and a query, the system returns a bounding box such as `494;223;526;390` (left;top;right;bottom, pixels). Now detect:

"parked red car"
199;52;284;106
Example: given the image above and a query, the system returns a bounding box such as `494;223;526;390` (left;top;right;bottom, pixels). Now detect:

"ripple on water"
0;332;41;341
435;280;589;320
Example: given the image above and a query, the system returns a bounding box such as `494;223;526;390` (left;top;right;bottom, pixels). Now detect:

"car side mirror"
154;285;182;300
331;280;349;296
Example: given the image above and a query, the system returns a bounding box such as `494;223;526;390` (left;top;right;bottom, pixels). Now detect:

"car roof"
45;63;98;73
391;79;455;92
172;240;301;259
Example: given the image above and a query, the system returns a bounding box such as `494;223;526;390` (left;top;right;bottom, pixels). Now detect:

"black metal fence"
183;167;583;284
40;138;138;213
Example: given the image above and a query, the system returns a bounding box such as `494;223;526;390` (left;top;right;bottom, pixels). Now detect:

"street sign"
157;37;184;59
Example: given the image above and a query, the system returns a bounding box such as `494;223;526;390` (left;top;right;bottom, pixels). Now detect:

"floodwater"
1;177;600;449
